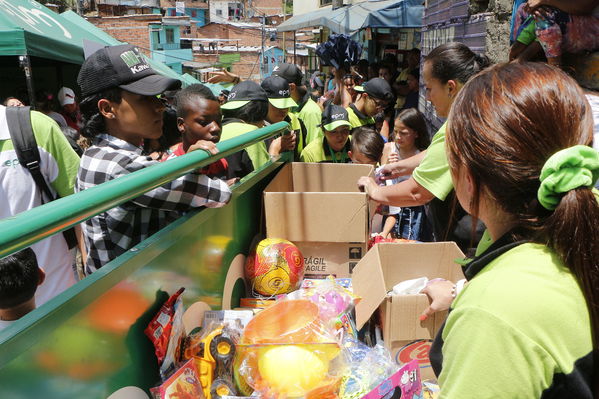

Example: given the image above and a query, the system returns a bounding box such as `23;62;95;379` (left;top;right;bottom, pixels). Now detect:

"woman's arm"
358;176;435;207
379;150;427;179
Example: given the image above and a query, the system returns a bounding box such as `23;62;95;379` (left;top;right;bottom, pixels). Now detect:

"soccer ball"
245;238;304;296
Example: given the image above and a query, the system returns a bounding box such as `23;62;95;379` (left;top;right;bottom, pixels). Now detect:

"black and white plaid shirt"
77;134;232;274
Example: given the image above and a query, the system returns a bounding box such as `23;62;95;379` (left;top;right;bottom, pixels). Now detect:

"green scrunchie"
538;145;599;210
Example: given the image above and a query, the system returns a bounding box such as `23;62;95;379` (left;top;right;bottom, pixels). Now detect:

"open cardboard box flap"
353;242;465;330
264;163;374;243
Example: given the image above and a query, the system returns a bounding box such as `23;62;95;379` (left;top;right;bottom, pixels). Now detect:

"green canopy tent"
0;0;185;104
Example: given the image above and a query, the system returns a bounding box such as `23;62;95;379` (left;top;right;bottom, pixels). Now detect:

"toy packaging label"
301;277;353;291
150;358;205;399
360;359;422;399
203;310;254;329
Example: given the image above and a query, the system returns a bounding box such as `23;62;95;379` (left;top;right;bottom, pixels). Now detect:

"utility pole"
261;15;265;80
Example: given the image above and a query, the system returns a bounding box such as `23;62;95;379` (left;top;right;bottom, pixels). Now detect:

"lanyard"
328;146;348;163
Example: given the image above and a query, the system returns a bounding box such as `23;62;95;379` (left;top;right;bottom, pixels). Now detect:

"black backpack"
6;106;77;249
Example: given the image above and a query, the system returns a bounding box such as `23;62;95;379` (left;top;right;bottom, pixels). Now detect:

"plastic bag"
144;287;186;380
316;34;363;70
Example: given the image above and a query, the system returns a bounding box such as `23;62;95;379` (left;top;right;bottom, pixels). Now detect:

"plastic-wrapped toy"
235;299;345;398
245;238;304;297
339;337;399;399
145;288;186;380
287;276;360;337
182;321;243;399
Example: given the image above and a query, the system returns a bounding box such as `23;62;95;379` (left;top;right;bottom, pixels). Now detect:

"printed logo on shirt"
2;158;19;168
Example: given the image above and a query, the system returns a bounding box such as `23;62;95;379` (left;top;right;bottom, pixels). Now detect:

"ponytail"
425;42;491;84
79;88;122;140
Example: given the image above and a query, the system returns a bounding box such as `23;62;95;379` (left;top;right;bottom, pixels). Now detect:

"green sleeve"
516;20;537;46
439;306;554;398
31;111;79;197
412;123;453;200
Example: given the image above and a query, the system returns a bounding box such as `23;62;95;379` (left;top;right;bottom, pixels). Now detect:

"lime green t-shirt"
412;122;453;201
221;122;270;169
438;243;593;397
516;19;537;46
293;97;322;146
299;136;351;163
346;105;375;129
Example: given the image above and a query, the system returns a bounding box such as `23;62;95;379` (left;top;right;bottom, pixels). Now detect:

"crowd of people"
1;4;598;394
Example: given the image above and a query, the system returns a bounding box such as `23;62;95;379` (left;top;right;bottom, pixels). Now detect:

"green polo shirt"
221;121;270;169
292;95;322;146
300;136;351;163
435;242;593;397
346;104;375;129
412;122;453;201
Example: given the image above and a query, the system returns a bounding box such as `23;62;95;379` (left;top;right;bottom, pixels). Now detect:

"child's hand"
387;151;400;164
280;131;296;152
357;176;377;195
188;140;219;155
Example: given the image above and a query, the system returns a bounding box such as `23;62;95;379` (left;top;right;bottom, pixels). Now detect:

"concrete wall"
292;0;319;16
420;0;512;129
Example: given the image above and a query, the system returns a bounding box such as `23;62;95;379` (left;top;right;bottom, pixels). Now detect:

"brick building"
193;21;280;48
87;14;162;56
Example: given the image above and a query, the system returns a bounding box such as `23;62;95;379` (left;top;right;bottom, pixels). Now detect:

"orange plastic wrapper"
235;299;346;398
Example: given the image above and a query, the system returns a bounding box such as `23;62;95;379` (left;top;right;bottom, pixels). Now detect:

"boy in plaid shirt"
76;44;231;274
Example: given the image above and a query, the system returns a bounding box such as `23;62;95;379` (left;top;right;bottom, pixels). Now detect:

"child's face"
177;98;222;145
324;126;350;152
393;120;417;149
266;103;289;124
109;91;165;144
349;147;377;165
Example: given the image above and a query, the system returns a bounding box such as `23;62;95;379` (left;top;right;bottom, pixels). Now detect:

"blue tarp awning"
276;0;423;33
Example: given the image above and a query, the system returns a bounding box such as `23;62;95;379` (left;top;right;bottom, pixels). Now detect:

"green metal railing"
0;121;290;258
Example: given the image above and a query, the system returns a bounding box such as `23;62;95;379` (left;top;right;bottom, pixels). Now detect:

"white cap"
57;87;76;106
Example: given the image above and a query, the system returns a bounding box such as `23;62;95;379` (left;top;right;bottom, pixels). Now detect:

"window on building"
216;9;223;16
170;9;176;16
320;0;332;6
166;28;175;43
183;26;191;34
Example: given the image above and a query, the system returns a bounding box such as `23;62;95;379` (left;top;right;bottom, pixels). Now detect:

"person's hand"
280;131;296;152
377;162;402;180
207;69;240;84
226;177;239;186
357;176;377;195
188;140;219;155
387;151;400;164
420;279;456;321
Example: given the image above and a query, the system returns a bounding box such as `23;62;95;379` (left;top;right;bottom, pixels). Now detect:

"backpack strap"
6;106;78;249
6;107;56;202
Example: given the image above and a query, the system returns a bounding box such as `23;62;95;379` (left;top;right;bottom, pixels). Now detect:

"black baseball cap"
78;44;181;98
261;75;298;109
271;63;304;86
220;80;268;110
321;103;351;131
355;78;394;102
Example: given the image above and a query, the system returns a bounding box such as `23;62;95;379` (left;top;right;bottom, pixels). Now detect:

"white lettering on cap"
331;113;344;120
228;92;237;100
278;89;289;96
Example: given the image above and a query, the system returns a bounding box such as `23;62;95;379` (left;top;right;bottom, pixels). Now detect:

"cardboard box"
297;241;367;279
264;163;374;243
352;242;465;380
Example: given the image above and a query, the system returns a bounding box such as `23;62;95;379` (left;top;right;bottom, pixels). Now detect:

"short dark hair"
222;100;268;123
351;126;384;163
395;108;430;151
0;248;39;309
175;84;217;119
80;88;123;140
